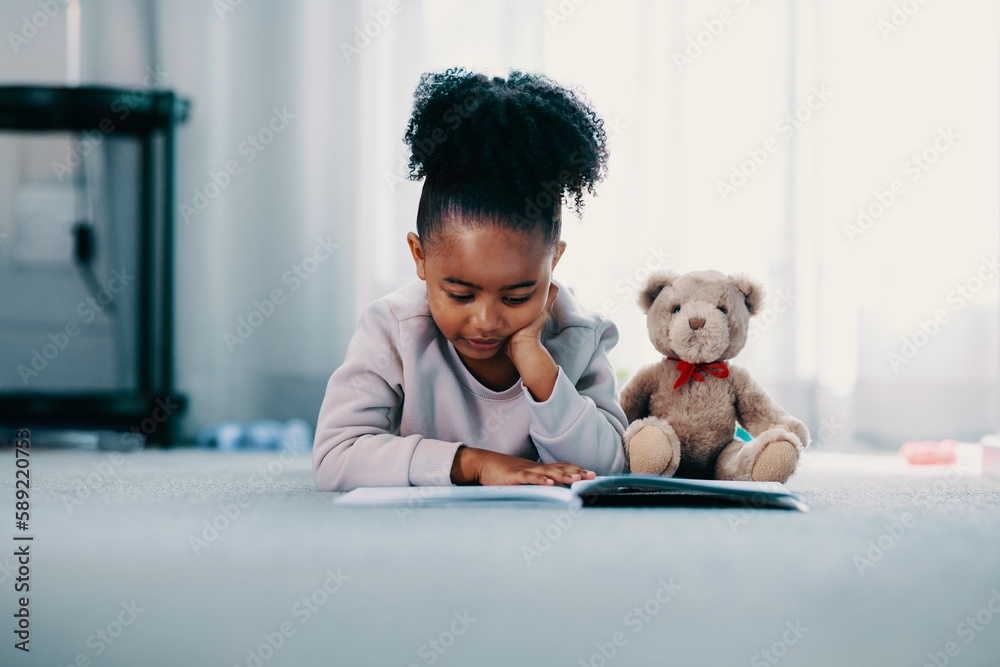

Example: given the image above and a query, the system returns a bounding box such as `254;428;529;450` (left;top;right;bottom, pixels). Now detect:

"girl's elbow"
314;465;357;493
312;439;356;492
606;444;626;475
313;458;346;492
597;428;626;475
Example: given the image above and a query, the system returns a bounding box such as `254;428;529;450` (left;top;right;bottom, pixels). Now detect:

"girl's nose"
471;300;502;330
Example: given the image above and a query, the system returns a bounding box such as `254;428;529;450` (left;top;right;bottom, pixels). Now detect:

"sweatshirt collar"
439;334;524;401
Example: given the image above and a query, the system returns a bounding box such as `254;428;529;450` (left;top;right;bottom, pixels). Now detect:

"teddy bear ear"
728;273;765;316
638;271;678;313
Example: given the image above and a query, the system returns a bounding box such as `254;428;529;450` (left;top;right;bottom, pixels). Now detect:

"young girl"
313;67;627;492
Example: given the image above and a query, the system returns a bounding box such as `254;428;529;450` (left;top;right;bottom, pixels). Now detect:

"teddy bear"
619;270;809;483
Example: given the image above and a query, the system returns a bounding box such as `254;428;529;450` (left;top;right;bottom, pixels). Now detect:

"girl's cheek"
532;296;548;318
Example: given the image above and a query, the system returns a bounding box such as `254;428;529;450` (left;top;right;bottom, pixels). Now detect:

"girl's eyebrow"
444;278;536;291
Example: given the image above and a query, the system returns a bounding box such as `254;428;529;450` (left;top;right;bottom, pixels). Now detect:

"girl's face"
407;221;565;365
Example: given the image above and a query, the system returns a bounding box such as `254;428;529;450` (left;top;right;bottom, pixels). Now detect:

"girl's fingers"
552;465;594;479
530;469;587;486
515;463;597;486
527;473;556;485
528;466;594;481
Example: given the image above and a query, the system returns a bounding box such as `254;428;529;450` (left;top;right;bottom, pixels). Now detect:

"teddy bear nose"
689;317;706;330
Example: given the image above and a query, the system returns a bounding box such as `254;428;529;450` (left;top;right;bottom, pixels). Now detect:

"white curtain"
155;0;361;432
4;0;996;447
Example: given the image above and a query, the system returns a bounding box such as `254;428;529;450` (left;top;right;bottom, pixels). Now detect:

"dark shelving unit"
0;85;190;446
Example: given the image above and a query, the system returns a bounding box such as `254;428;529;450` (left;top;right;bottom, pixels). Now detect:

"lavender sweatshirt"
312;279;627;491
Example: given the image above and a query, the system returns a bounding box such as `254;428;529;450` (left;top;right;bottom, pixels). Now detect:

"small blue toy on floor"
194;419;311;452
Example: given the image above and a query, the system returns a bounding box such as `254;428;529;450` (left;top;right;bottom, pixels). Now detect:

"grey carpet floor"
1;447;999;667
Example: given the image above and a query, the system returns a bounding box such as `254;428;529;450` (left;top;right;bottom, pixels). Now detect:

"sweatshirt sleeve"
312;300;462;492
523;318;627;475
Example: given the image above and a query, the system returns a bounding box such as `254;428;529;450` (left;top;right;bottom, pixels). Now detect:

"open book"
332;474;808;511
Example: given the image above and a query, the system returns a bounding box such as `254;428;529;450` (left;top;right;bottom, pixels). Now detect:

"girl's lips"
464;338;504;351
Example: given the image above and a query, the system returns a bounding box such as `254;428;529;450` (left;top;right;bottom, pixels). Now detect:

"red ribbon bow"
668;357;730;390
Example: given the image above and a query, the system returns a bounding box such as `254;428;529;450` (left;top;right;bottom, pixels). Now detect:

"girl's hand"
451;446;595;486
505;282;558;359
505;282;559;401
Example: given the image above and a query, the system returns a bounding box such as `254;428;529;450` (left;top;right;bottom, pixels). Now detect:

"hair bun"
403;67;608;215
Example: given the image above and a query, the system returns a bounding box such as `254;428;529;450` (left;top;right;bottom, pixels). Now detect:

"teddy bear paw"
629;425;674;474
751;440;798;482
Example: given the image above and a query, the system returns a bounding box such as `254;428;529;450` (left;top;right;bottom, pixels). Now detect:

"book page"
333;484;578;506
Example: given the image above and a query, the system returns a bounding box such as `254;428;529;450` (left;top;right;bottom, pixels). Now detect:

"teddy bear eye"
672;306;681;314
717;306;727;314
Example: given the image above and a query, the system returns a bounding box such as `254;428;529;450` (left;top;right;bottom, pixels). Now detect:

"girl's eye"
671;306;681;314
504;296;531;305
717;306;727;314
447;293;473;302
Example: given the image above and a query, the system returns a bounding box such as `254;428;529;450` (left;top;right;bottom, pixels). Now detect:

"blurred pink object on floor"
899;439;958;465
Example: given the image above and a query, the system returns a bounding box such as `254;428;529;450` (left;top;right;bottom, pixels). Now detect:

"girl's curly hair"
403;67;608;247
